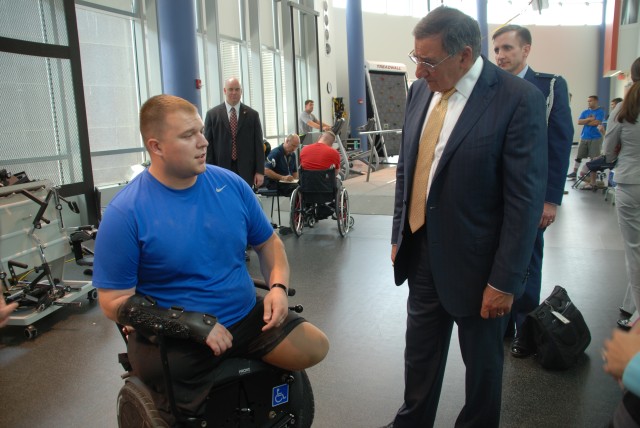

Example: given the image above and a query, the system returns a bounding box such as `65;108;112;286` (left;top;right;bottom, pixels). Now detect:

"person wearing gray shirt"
299;100;331;133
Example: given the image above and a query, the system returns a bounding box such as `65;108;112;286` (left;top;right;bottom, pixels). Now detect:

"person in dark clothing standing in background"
493;24;574;358
204;77;265;188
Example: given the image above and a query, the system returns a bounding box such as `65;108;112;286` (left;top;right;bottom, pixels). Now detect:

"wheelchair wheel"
336;187;351;236
290;187;304;237
117;377;169;428
287;369;315;428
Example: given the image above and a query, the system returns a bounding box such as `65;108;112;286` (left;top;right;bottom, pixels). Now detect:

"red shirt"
299;143;341;171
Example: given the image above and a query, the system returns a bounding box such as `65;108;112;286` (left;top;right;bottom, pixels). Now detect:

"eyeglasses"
408;50;452;71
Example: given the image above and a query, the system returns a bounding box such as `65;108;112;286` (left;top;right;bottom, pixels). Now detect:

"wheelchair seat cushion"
586;156;616;171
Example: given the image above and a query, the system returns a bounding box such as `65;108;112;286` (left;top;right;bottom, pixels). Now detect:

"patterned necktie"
408;87;457;233
230;107;238;161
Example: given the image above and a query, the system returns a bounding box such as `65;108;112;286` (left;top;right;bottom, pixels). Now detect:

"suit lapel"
433;59;498;179
220;104;231;132
524;67;535;83
236;103;247;131
405;81;435;191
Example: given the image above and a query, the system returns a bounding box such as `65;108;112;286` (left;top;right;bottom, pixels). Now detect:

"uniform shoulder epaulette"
534;71;558;79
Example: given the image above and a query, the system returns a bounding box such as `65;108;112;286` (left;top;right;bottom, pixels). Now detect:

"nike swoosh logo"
216;185;226;192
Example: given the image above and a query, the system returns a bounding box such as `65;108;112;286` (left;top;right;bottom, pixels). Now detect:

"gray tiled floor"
0;154;629;427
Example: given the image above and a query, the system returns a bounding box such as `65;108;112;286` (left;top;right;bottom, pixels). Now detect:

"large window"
76;5;147;187
261;48;279;138
333;0;604;25
622;0;639;25
0;0;86;188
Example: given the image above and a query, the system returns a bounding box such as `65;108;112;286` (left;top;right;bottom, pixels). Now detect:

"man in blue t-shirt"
263;133;299;191
568;95;605;181
93;94;328;420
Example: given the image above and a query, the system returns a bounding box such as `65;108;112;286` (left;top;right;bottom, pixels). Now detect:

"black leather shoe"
511;337;532;358
619;306;633;318
618;318;633;330
379;423;394;428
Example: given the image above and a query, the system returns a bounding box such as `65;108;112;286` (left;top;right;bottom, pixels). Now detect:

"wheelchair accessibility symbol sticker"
272;384;289;407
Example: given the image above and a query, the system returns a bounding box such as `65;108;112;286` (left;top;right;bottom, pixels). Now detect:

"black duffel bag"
522;285;591;370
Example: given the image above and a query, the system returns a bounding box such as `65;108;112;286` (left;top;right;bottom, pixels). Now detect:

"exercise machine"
1;178;96;338
364;60;408;160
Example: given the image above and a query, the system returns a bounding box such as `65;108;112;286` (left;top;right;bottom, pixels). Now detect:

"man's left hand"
539;202;557;229
254;173;265;188
262;286;289;331
480;285;513;319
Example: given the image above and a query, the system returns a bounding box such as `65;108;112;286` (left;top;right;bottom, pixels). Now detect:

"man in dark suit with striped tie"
204;77;265;188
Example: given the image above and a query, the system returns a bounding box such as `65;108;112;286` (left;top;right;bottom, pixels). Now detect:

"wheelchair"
571;156;617;190
116;281;314;428
288;167;354;237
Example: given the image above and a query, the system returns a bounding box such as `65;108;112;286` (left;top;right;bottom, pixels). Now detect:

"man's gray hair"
413;6;481;61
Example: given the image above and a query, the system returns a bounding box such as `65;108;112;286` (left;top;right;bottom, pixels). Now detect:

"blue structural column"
156;0;202;114
346;0;367;150
477;0;488;57
597;1;611;106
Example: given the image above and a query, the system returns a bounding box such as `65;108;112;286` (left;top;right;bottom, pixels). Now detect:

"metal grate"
0;0;69;46
0;51;83;186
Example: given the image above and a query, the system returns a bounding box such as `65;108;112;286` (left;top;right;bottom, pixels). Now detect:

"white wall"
496;24;600;143
332;10;418;133
316;0;338;125
332;8;612;143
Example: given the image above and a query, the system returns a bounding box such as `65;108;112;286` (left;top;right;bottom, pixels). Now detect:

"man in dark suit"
204;77;265;188
493;25;574;358
386;7;547;428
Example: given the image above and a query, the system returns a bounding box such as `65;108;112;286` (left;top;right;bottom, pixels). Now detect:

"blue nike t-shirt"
93;165;274;326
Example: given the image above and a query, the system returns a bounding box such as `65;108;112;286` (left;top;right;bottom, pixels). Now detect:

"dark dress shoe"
379;423;394;428
511;337;533;358
619;306;633;318
618;318;633;330
245;251;250;262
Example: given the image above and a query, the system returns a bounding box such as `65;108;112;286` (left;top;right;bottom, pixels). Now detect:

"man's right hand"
205;323;233;356
391;244;397;265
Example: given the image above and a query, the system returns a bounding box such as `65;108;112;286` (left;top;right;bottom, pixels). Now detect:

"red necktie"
230;107;238;161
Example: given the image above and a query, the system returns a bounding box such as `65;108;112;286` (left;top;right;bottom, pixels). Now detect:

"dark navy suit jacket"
391;58;548;317
523;67;573;206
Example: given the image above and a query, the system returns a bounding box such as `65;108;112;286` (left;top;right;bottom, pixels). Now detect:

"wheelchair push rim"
290;187;304;237
337;187;352;236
